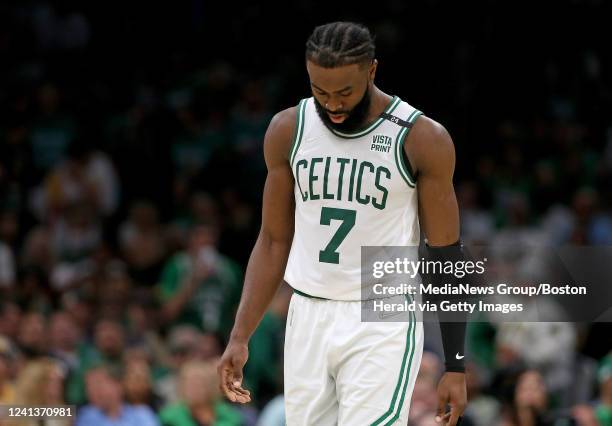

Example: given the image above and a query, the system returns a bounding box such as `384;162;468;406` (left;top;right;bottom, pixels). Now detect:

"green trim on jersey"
329;96;401;139
371;308;416;426
394;109;422;188
289;99;308;167
292;287;330;301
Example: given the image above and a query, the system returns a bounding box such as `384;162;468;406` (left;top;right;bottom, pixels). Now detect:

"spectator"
0;240;16;288
29;83;75;176
48;310;85;406
408;351;442;425
69;319;126;405
0;337;16;403
155;325;201;404
49;311;82;370
571;404;600;426
158;224;242;338
463;362;501;426
501;369;552;426
77;364;159;426
159;360;242;426
119;200;166;286
0;302;22;341
595;354;612;426
13;357;71;426
39;139;119;221
123;359;163;412
17;311;48;359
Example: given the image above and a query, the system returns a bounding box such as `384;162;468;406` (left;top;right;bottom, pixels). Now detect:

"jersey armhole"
394;109;422;188
289;99;307;167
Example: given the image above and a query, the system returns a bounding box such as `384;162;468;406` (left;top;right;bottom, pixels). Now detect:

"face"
94;321;125;358
45;364;65;403
50;313;79;350
123;361;151;401
86;370;122;409
306;60;376;133
515;370;547;410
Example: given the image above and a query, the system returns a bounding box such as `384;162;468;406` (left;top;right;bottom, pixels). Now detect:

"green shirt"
157;251;242;338
159;401;242;426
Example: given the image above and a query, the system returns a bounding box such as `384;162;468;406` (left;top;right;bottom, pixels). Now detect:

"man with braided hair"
218;21;467;425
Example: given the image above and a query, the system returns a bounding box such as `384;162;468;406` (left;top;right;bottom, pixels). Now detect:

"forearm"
423;240;467;372
229;231;292;343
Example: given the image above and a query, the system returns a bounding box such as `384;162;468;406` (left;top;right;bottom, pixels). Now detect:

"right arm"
218;107;297;403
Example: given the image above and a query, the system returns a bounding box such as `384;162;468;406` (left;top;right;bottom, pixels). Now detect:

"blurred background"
1;0;611;425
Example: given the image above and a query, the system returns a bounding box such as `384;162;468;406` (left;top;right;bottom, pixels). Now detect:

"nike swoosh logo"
455;353;465;360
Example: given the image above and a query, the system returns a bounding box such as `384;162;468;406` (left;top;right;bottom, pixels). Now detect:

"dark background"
1;1;611;425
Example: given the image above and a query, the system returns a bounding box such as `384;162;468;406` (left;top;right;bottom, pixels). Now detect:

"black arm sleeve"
421;239;467;373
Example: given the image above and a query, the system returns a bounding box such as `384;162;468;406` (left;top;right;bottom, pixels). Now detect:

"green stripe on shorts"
371;309;416;425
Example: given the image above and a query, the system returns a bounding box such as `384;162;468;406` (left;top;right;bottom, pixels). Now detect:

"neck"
516;407;537;426
366;87;391;123
102;403;122;418
190;403;214;423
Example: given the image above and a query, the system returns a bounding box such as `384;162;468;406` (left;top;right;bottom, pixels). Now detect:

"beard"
314;85;372;133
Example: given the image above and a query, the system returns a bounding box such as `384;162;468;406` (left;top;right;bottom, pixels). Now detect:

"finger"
234;393;251;403
446;407;463;426
230;381;251;396
436;394;447;420
435;411;451;423
232;364;244;385
219;367;236;401
221;366;249;402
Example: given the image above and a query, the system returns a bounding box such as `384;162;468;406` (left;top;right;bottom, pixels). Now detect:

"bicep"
410;118;460;246
260;162;295;243
259;110;296;244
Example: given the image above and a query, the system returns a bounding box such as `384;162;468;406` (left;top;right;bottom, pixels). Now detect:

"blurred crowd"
1;1;612;425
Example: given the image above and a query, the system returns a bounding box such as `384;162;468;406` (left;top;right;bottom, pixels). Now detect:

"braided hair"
306;22;375;68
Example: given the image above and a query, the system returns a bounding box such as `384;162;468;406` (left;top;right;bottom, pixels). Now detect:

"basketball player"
218;22;467;425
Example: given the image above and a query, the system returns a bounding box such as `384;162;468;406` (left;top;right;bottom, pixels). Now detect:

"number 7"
319;207;356;264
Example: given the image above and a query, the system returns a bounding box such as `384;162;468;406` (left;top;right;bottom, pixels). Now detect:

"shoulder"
268;106;299;137
405;114;455;176
264;104;301;164
75;406;99;421
214;401;243;421
127;405;158;422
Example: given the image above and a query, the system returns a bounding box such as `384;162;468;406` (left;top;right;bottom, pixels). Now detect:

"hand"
435;372;466;425
217;340;251;403
192;258;212;282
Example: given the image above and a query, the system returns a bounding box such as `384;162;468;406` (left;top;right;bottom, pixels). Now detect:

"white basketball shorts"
283;291;424;425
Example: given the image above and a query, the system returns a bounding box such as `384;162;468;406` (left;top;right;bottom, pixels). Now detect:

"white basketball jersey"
284;95;423;300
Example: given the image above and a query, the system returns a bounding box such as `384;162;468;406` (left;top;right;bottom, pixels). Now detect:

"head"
94;319;125;359
49;311;81;352
15;358;65;405
85;365;124;411
196;332;224;361
18;312;47;357
0;337;16;383
188;224;219;254
306;22;377;133
167;325;201;368
0;302;21;339
514;370;548;411
122;360;153;404
179;360;220;408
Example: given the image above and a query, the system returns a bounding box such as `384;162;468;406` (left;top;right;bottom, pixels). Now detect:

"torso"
283;94;423;300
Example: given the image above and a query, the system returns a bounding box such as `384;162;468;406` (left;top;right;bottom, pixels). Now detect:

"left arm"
405;115;466;426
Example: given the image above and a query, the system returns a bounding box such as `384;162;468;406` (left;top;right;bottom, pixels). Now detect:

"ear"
369;59;378;82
